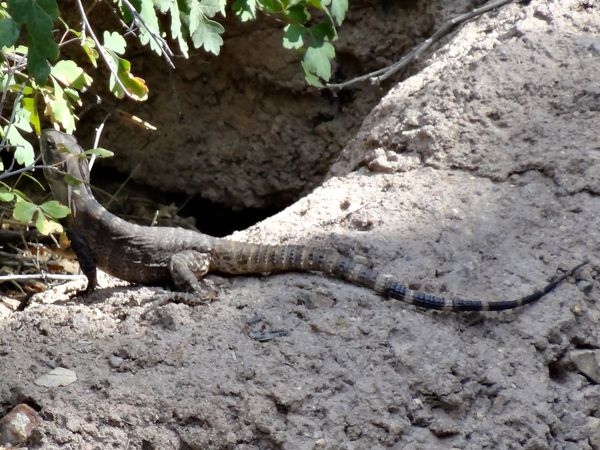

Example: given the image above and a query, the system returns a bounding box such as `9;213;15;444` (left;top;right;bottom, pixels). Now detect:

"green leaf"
4;126;34;166
310;22;336;41
13;44;28;55
154;0;172;13
107;52;149;100
168;2;188;58
13;199;37;223
302;67;322;87
19;86;35;96
64;173;83;186
0;103;33;164
103;31;126;54
232;0;256;21
138;0;162;53
26;44;52;84
283;24;304;49
117;0;135;22
169;3;188;56
35;213;63;235
40;199;70;219
330;0;347;26
9;0;60;83
188;0;227;51
258;0;284;13
85;147;114;158
0;18;20;48
50;60;93;90
190;17;224;55
81;36;99;67
302;41;335;85
9;0;58;23
284;4;309;24
197;0;227;18
10;188;29;199
63;87;82;105
22;96;40;135
0;190;15;202
46;78;76;132
13;101;33;132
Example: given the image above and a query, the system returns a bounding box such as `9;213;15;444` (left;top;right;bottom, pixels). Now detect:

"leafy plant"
0;181;69;234
0;0;348;233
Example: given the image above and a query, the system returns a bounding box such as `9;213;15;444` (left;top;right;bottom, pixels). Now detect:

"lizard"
40;129;587;311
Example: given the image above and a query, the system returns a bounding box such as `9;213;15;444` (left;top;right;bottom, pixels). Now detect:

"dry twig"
327;0;516;91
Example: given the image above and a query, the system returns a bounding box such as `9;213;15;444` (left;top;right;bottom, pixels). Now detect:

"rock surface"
1;1;599;448
78;0;475;209
0;404;42;447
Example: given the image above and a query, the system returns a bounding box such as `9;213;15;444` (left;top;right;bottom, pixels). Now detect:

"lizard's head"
40;129;91;206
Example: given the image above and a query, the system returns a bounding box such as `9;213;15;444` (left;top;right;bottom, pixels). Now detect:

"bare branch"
327;0;516;91
74;0;135;100
0;273;86;282
89;113;111;171
0;161;48;182
0;230;54;245
120;0;176;69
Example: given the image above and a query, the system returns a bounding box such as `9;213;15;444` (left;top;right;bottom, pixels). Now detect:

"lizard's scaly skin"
40;129;586;311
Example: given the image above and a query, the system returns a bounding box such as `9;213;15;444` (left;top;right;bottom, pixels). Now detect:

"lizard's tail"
212;241;588;312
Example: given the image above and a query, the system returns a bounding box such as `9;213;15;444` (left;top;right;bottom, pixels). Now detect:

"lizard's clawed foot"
164;291;217;306
145;279;221;311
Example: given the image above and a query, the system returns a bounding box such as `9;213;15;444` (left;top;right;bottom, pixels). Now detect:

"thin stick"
74;0;134;99
0;162;48;181
0;274;86;282
0;230;54;245
327;0;516;90
89;113;111;171
120;0;175;68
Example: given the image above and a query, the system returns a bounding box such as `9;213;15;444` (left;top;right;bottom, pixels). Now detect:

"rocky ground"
1;1;599;449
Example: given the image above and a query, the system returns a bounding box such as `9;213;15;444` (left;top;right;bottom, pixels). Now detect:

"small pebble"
577;280;593;294
109;355;125;368
34;367;77;387
570;349;600;384
314;438;326;448
0;404;42;446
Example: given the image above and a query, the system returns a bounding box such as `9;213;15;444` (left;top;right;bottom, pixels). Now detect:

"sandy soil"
1;1;599;449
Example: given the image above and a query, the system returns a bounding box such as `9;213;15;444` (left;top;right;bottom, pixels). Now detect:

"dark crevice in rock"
178;196;283;237
90;166;285;237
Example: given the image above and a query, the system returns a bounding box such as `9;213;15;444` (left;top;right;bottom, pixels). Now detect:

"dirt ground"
1;1;599;449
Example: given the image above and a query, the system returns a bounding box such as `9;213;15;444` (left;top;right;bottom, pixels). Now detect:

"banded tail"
212;240;588;312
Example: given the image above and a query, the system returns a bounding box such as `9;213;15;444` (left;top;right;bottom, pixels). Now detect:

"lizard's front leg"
67;229;97;294
166;250;215;305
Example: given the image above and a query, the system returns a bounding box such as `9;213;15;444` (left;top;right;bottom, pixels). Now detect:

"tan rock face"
77;0;475;209
333;1;600;198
